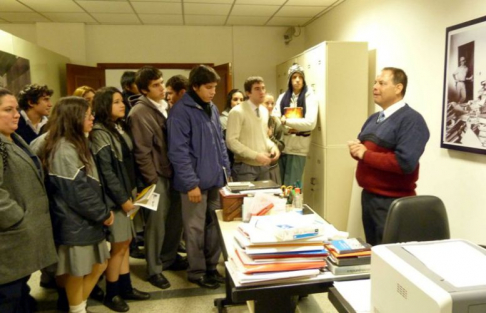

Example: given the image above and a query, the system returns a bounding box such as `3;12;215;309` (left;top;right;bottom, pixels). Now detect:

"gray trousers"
232;162;270;182
145;176;182;277
181;187;221;280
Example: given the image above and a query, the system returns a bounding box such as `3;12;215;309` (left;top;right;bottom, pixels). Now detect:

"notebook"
223;167;280;193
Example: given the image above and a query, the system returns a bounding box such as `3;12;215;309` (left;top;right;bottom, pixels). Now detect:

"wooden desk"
212;210;369;313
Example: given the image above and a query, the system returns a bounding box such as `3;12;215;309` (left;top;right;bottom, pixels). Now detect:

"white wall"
0;23;306;97
304;0;486;244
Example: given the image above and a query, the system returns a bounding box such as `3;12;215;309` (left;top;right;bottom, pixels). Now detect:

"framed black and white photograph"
441;15;486;154
0;50;31;96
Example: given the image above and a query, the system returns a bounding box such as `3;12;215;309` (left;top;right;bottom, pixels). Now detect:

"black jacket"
90;123;136;210
16;114;46;144
47;138;110;246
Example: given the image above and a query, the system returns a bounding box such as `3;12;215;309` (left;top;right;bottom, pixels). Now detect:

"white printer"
371;239;486;313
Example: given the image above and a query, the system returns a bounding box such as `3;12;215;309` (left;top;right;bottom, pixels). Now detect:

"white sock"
69;302;87;313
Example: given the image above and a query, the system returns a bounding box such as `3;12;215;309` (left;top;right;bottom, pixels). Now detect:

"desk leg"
213;267;245;312
254;295;299;313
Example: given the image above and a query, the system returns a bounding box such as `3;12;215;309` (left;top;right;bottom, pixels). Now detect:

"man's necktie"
377;111;385;123
256;108;260;117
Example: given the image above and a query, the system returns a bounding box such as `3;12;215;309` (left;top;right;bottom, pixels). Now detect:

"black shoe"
89;284;105;302
166;255;188;271
129;247;145;259
207;269;225;284
103;295;129;312
121;288;151;301
40;280;57;289
148;273;171;289
188;274;220;289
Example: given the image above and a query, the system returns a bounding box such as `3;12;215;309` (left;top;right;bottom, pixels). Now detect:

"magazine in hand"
127;184;159;218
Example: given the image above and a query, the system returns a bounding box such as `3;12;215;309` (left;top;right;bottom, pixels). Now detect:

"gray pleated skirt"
56;240;110;277
108;209;135;243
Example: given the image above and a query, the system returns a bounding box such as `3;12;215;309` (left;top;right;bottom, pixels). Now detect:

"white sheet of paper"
404;241;486;287
139;192;160;211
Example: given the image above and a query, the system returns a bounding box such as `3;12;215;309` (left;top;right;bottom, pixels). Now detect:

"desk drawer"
219;189;245;221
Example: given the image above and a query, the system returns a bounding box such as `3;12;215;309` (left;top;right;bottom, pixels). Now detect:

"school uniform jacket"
47;138;111;246
91;123;135;209
0;133;56;284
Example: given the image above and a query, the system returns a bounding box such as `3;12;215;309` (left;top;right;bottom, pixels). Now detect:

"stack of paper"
229;212;333;285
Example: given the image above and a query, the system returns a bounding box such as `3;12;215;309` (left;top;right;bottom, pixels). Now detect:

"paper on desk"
333;279;371;313
404;240;486;287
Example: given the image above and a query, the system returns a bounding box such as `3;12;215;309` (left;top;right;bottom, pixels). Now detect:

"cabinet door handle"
311;177;317;185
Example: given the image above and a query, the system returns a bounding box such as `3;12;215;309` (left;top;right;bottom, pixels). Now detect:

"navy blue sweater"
355;104;429;197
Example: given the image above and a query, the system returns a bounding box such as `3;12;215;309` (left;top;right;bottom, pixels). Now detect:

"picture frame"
441;15;486;154
0;50;31;96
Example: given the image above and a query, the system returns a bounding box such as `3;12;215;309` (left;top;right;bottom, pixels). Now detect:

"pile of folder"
324;239;371;275
227;214;330;285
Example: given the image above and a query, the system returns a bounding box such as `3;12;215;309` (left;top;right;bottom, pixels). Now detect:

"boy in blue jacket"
168;65;230;289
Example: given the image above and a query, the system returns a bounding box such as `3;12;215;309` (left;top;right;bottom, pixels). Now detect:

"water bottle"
293;188;303;213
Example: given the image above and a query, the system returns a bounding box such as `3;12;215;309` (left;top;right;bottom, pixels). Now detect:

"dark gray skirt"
108;209;135;243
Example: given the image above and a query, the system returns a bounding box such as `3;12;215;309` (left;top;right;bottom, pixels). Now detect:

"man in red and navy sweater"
348;67;429;246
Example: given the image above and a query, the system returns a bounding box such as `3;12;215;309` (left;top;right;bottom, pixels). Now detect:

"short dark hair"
120;71;137;90
189;65;220;88
136;66;162;95
244;76;264;93
383;67;408;97
18;84;53;111
166;75;188;93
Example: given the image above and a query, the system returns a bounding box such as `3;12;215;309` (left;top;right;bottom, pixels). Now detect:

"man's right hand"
188;186;202;203
255;153;272;166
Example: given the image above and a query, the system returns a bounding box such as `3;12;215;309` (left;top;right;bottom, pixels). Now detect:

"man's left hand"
270;146;280;162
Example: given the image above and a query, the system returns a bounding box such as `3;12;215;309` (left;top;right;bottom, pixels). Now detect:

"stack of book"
325;238;372;275
228;212;330;285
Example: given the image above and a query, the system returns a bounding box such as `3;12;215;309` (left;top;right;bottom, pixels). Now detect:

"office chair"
381;195;450;244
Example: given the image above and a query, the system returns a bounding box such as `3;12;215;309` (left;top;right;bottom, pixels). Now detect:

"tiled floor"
29;256;339;313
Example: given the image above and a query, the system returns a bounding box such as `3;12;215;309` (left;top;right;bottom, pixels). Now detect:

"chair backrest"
381;195;450;244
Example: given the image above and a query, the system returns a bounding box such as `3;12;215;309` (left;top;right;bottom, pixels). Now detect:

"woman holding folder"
91;87;150;312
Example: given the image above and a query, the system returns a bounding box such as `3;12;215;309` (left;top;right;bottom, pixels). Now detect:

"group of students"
0;62;318;313
221;63;318;187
